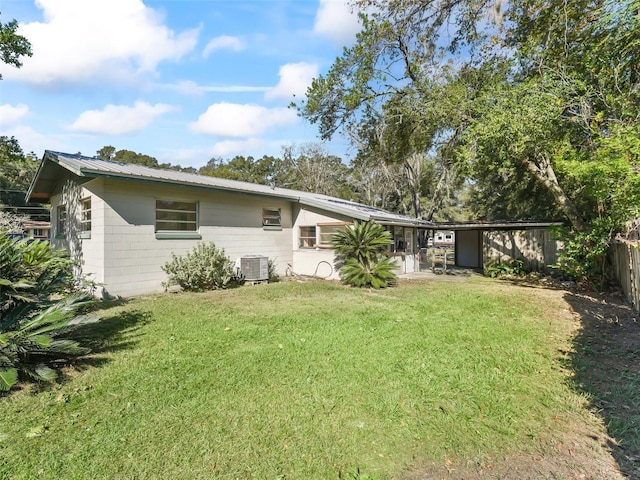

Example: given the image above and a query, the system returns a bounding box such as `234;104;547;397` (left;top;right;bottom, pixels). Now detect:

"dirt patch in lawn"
402;282;639;480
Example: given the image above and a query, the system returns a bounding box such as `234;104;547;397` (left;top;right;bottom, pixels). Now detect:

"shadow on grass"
563;291;640;478
62;301;152;373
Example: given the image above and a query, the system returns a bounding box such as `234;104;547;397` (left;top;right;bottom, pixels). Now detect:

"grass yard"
0;278;628;479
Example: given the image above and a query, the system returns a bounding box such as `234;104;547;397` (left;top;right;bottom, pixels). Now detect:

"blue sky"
0;0;362;168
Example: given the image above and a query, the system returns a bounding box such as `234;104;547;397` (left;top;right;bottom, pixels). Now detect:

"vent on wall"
240;255;269;281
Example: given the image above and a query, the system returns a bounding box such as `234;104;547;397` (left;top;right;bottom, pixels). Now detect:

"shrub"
267;258;280;283
162;242;244;292
0;235;94;392
484;259;529;278
331;220;397;288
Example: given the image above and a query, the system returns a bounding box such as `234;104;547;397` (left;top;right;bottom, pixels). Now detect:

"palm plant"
331;220;397;288
0;235;94;392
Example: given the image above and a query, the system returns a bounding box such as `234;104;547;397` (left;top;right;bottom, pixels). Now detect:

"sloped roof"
434;220;564;230
28;150;433;228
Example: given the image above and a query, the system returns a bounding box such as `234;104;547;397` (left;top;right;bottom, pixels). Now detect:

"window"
80;197;91;237
299;226;316;248
57;204;67;237
393;226;405;252
317;223;347;246
262;208;281;230
156;200;197;232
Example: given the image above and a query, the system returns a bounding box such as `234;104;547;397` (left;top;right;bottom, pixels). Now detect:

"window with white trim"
155;200;198;232
317;223;347;247
57;204;67;237
299;226;316;248
80;197;91;235
262;208;281;229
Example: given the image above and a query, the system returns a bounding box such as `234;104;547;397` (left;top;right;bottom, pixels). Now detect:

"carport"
430;221;564;270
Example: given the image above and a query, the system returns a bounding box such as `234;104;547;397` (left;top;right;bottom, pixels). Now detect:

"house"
27;151;432;298
23;220;51;240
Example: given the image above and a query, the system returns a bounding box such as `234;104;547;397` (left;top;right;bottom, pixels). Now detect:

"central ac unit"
240;255;269;281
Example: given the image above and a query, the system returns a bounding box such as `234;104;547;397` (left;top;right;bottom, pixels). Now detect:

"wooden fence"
483;229;563;272
611;240;640;314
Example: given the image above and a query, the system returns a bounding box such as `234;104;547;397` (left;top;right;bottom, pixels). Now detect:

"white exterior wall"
291;206;349;279
52;179;293;298
290;206;417;278
50;178;106;289
98;180;293;297
49;176;418;296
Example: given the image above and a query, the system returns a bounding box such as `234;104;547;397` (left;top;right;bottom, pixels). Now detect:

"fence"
483;229;563;272
611;240;640;313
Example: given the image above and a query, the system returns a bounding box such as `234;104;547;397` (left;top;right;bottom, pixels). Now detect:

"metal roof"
433;220;564;231
28;150;433;228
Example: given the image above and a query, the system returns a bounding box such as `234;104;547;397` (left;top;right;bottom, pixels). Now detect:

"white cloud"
313;0;362;45
265;62;319;101
5;0;199;86
69;101;176;135
2;125;66;156
189;102;298;138
0;104;29;127
203;35;245;58
155;81;271;96
210;138;267;157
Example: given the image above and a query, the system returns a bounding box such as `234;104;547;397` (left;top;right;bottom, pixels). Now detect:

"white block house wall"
51;178;295;298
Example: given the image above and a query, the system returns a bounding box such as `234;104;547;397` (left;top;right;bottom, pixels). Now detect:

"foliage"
162;242;244;292
0;211;27;234
484;259;529;279
280;143;353;198
299;0;640;285
0;234;94;391
95;145;197;173
199;154;283;185
331;220;397;288
267;258;280;283
0;13;32;80
338;255;398;289
552;125;640;285
0;136;40;191
199;143;355;199
0;136;47;221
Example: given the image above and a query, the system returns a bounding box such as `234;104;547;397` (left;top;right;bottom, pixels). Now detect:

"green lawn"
0;279;587;479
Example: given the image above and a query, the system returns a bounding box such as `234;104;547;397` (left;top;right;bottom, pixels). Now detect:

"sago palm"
0;235;94;392
331;220;397;288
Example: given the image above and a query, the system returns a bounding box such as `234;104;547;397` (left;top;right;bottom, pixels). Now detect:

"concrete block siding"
53;178;294;297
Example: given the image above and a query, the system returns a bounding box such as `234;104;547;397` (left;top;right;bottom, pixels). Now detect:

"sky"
0;0;363;168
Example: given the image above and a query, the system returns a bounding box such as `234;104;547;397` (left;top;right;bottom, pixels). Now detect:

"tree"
199;155;283;185
112;149;159;167
0;137;45;221
0;211;27;234
280;143;352;198
96;146;197;173
0;136;39;192
96;146;116;161
299;0;640;283
0;13;32;79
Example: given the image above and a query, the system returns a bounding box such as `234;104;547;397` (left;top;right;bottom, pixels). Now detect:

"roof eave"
298;197;371;221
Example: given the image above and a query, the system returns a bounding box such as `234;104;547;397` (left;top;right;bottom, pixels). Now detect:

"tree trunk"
521;154;586;231
424;168;448;222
